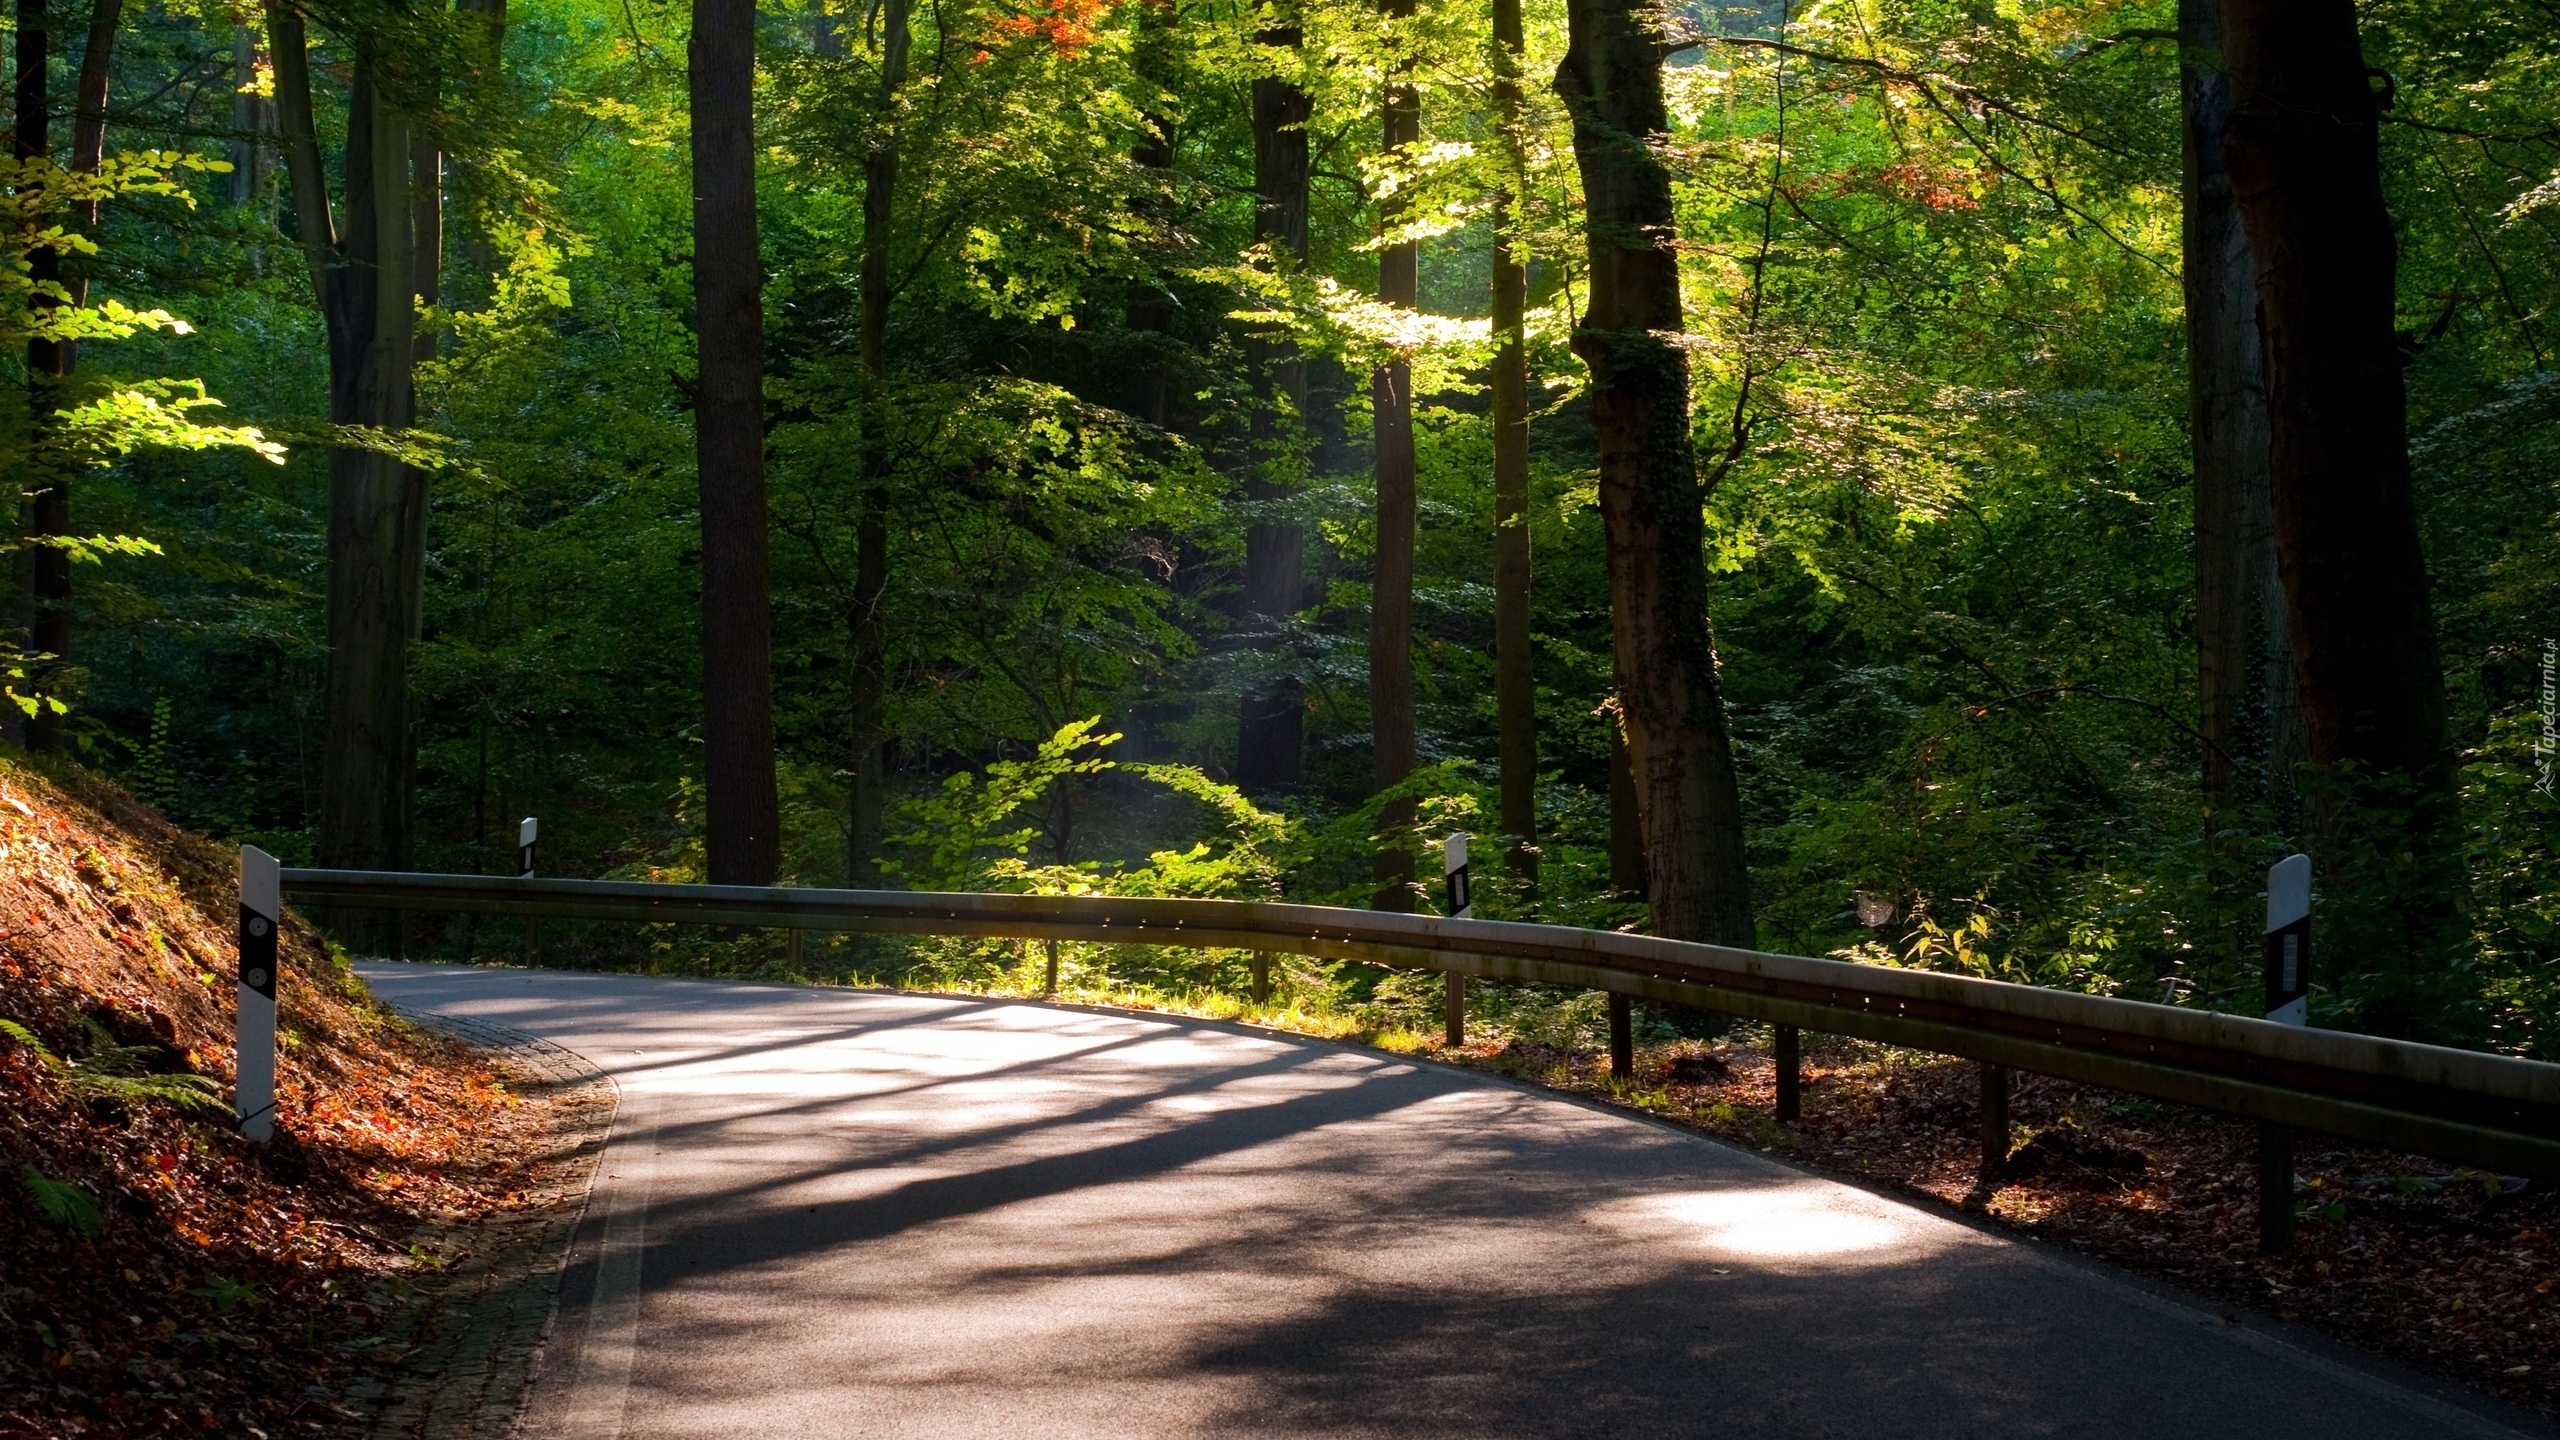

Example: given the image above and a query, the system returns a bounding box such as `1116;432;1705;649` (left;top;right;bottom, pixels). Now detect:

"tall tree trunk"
1556;0;1752;946
267;3;333;305
273;6;431;878
66;0;117;268
1489;0;1535;894
2183;0;2303;964
404;86;442;855
690;0;781;884
1368;0;1418;910
10;0;124;753
1123;0;1177;427
1236;15;1310;792
14;0;67;751
846;0;908;886
230;24;260;206
314;54;429;878
2221;0;2461;1026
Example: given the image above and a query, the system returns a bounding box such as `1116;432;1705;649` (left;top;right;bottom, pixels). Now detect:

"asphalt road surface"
355;962;2541;1440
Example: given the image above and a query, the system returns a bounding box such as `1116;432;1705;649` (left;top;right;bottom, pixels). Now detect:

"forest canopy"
3;0;2554;1053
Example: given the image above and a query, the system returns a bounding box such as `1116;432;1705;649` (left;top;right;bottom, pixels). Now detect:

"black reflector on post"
236;846;280;1142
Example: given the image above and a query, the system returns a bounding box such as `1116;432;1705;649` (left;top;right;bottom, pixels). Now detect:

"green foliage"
18;1165;102;1239
886;719;1126;891
135;697;177;812
28;0;2558;1056
190;1273;260;1313
888;717;1292;902
0;1013;227;1118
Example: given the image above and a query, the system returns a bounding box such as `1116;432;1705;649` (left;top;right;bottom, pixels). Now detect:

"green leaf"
19;1166;101;1238
190;1272;259;1312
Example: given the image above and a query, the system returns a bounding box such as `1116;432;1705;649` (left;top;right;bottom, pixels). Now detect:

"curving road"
356;962;2538;1440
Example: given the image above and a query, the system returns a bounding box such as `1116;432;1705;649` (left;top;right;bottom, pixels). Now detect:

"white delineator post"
1442;833;1471;1047
236;845;280;1142
2260;852;2312;1253
520;816;540;963
2265;853;2311;1025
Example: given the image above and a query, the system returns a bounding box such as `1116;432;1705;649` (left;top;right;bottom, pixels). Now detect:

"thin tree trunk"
229;23;259;206
66;0;116;250
403;93;443;854
846;0;909;886
1606;699;1644;894
2221;0;2461;1024
2183;0;2302;964
1557;0;1752;945
1124;0;1177;427
7;0;124;752
1368;0;1419;910
1237;14;1310;792
14;0;67;751
412;135;442;374
1490;0;1534;894
690;0;781;884
267;2;333;304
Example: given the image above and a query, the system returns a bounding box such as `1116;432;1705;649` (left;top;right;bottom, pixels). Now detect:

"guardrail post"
1249;952;1270;1004
1044;939;1060;997
1774;1023;1801;1122
519;817;541;964
1443;834;1470;1048
1608;993;1633;1080
2261;853;2312;1254
1979;1063;2010;1186
236;847;280;1143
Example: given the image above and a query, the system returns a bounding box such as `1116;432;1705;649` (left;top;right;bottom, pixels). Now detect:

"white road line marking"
561;1115;656;1440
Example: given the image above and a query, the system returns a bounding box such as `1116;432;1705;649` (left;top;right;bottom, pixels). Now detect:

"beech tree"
268;2;440;874
1488;0;1533;895
1556;0;1751;945
1236;5;1311;794
2181;0;2303;960
844;0;907;886
13;0;63;750
2222;0;2450;799
2222;0;2463;1022
690;0;781;884
1367;0;1418;909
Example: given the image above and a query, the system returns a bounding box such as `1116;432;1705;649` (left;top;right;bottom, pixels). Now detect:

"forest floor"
0;758;608;1440
1427;1028;2559;1421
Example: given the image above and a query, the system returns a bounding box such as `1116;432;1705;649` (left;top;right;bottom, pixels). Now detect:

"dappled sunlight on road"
354;962;2502;1440
1586;1180;1979;1270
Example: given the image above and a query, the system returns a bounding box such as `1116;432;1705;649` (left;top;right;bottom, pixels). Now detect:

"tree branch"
263;1;337;304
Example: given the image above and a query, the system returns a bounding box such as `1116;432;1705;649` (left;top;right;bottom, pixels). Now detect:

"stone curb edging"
348;1011;619;1440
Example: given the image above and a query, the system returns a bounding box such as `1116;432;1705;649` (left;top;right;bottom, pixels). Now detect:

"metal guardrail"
281;868;2560;1182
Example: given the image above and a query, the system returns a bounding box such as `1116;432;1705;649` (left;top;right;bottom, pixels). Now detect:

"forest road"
355;962;2542;1440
